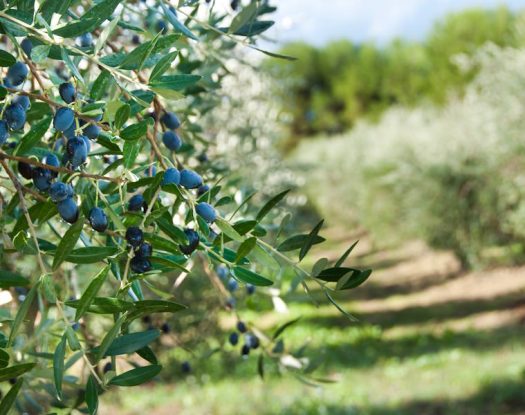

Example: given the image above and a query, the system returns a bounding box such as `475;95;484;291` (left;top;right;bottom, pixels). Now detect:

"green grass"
101;273;525;415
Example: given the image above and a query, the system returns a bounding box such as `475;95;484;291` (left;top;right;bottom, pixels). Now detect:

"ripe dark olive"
57;197;79;224
132;34;140;45
227;278;238;292
248;334;260;349
89;207;108;232
236;321;247;333
6;62;28;86
44;153;60;177
181;361;191;374
59;82;76;104
63;123;77;139
53;107;75;132
4;103;26;130
13;95;30;111
32;167;53;191
66;136;88;169
196;202;217;223
197;152;208;163
229;332;239;346
130;256;151;274
136;242;152;258
161;322;170;334
162;131;182;151
18;161;33;180
21;38;32;57
241;344;250;356
84;123;100;140
246;284;255;295
103;362;112;374
179;228;199;255
77;33;93;48
161;167;180;186
125;227;143;248
0;120;8;146
160;112;180;129
216;265;229;281
197;184;210;197
155;20;168;34
49;181;74;203
179;169;203;189
128;194;146;212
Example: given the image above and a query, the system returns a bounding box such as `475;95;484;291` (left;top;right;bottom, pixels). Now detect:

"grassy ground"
101;237;525;415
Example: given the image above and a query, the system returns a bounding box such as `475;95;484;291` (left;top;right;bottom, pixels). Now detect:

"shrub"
294;44;525;268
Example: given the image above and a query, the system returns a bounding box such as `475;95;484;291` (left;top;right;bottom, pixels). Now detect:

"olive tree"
0;1;370;413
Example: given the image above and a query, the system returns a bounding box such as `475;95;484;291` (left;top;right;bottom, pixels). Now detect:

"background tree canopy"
266;6;520;143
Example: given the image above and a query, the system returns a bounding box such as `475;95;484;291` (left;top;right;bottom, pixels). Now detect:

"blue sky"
266;0;525;47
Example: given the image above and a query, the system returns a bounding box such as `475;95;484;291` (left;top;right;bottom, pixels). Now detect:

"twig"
0;151;124;184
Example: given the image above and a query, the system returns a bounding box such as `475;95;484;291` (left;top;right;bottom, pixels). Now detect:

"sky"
265;0;525;48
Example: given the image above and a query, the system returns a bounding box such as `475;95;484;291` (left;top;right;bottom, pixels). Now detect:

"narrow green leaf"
65;246;119;264
95;15;119;54
229;2;257;33
126;300;186;321
96;314;126;362
90;70;114;100
0;377;23;415
256;189;290;222
30;44;50;63
272;317;301;340
53;334;66;400
161;3;198;40
53;18;99;38
336;269;372;290
108;364;162;386
52;220;83;271
235;237;256;263
299;220;324;261
0;363;36;382
8;281;40;346
93;330;160;357
277;234;325;252
41;273;57;303
86;375;98;415
226;20;274;36
16;116;51;156
119;32;161;70
74;266;110;321
114;104;131;130
65;326;81;351
324;290;358;322
149;51;178;82
257;353;264;379
316;267;362;282
0;50;16;66
136;346;158;364
149;74;201;91
215;217;243;242
120;119;150;140
0;271;29;288
232;267;273;286
66;297;134;314
334;240;359;268
82;0;121;21
61;47;83;83
0;349;9;368
123;139;141;168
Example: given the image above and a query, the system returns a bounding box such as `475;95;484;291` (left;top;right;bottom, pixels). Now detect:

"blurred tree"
266;6;520;144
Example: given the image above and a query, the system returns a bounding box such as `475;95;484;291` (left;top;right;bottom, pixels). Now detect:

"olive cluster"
228;321;260;357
